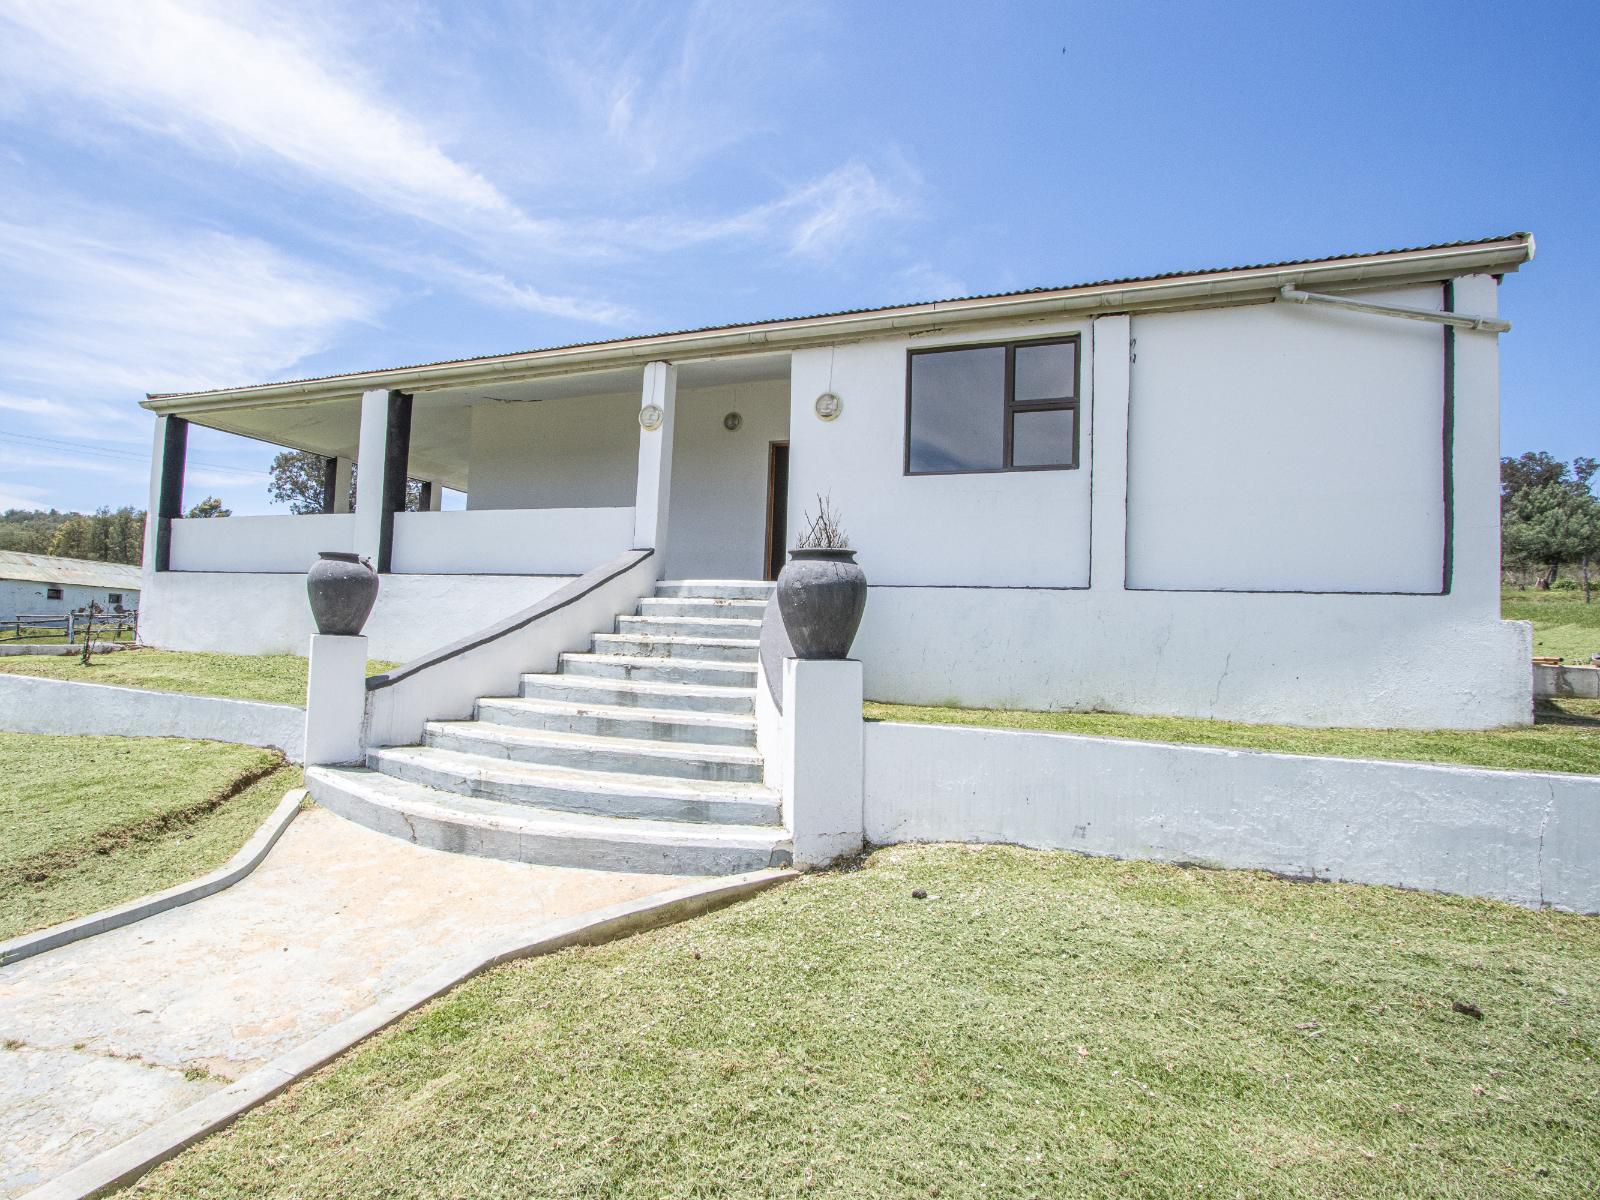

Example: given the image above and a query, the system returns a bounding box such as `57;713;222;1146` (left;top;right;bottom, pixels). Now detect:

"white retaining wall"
0;675;305;760
863;721;1600;913
137;571;569;662
1536;663;1600;700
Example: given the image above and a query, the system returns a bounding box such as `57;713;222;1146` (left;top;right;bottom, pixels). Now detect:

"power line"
0;430;273;478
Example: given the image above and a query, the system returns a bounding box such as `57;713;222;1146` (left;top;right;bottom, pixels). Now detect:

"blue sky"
0;0;1594;516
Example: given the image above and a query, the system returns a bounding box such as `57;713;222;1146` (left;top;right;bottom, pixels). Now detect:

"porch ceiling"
183;352;790;494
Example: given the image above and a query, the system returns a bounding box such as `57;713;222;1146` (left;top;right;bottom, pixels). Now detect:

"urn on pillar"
776;495;866;660
306;551;379;636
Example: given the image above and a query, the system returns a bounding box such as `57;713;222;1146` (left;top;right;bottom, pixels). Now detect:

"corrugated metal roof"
0;551;143;590
146;232;1532;402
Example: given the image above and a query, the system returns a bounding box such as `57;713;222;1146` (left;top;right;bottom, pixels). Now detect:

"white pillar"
354;389;390;563
632;361;677;551
1089;313;1131;592
331;456;354;514
304;634;368;765
141;415;172;572
1448;274;1503;614
780;657;864;868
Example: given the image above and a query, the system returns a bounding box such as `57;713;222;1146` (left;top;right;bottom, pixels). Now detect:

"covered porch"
141;354;793;584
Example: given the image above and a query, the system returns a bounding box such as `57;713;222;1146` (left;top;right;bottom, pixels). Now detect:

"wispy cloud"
0;210;376;398
0;0;539;237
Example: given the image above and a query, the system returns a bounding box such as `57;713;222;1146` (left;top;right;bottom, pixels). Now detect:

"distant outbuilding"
0;551;141;624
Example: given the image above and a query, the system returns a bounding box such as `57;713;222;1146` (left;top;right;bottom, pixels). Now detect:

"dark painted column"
416;480;434;513
376;391;413;573
320;454;339;514
153;416;188;572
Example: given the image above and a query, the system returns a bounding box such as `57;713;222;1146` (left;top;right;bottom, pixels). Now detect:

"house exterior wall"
788;276;1529;729
463;380;789;581
662;379;789;580
0;579;138;624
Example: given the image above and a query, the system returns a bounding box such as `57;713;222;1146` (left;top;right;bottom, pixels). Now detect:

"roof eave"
142;235;1533;416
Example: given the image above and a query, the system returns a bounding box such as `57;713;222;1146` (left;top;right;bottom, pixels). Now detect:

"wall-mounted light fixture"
638;404;664;431
814;391;842;421
723;412;743;432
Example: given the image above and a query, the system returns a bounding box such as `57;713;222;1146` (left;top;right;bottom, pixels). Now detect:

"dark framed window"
109;593;123;606
905;335;1080;475
46;586;63;600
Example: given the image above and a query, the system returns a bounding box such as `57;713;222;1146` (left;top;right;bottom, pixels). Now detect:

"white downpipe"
1278;285;1511;333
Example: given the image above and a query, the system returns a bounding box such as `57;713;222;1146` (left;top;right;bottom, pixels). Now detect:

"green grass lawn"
0;732;301;942
134;843;1599;1199
0;648;397;706
867;699;1600;776
1504;586;1600;663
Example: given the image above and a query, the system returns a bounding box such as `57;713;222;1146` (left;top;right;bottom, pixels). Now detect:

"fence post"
66;613;75;645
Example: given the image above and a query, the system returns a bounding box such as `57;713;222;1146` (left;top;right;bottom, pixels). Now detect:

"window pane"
1011;407;1076;468
909;347;1005;472
1014;341;1076;402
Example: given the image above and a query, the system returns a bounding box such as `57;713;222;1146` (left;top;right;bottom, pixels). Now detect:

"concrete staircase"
306;581;790;876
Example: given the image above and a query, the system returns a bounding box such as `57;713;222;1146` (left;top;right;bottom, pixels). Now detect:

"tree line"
1501;451;1599;600
0;495;229;566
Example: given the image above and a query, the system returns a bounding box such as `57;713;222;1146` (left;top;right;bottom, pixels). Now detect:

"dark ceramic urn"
776;548;866;660
306;551;379;636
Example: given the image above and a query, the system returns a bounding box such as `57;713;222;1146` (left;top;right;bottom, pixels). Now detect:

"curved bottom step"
307;766;793;876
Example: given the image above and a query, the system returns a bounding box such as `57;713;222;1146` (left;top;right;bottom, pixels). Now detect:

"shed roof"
0;551;143;590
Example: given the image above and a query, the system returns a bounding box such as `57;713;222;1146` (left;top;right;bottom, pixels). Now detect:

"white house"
138;234;1534;737
0;551;140;627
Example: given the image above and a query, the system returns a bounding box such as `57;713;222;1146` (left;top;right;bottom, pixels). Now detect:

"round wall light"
638;403;664;431
814;391;842;421
723;411;743;432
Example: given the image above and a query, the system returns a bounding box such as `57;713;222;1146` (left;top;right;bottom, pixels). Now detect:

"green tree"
186;496;231;518
27;508;145;564
268;449;335;515
1501;453;1599;589
268;449;427;513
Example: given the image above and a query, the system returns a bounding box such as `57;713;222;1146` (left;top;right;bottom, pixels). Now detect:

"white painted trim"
0;675;306;760
0;790;306;968
22;867;796;1200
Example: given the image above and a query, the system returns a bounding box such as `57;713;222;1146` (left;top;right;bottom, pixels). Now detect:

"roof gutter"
1278;285;1511;332
143;236;1533;416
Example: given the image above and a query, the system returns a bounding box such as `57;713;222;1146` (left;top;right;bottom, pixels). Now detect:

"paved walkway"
0;807;686;1197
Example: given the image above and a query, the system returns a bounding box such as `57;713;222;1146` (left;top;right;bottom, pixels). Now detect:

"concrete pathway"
0;807;687;1197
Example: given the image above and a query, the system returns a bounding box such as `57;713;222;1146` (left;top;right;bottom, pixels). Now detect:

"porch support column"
1088;314;1131;592
144;414;188;573
327;455;354;514
354;390;412;572
419;480;441;511
632;361;677;552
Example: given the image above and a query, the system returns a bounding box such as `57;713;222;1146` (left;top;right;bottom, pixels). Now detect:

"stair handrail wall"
363;548;660;749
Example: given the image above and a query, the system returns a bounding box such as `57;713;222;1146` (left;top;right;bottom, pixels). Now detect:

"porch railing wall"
389;507;634;575
166;508;633;576
169;513;356;574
